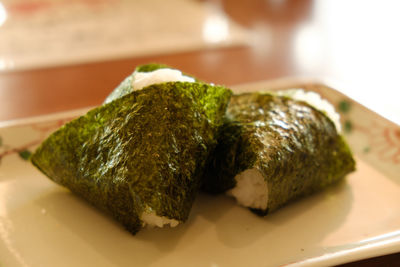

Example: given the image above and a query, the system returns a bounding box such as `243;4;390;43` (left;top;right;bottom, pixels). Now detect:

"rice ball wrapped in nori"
202;90;355;215
31;81;232;234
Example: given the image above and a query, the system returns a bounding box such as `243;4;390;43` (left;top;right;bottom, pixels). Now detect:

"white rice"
227;168;268;210
277;89;341;133
140;207;180;228
228;89;342;211
132;68;195;90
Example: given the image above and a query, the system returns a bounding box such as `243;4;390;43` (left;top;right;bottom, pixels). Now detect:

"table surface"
1;0;399;266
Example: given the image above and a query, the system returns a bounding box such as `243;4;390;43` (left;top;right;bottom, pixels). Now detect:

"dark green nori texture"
104;63;197;104
31;82;231;234
203;92;355;214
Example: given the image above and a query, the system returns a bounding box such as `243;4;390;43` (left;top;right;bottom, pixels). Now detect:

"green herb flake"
363;146;371;153
31;82;231;234
19;149;32;161
203;92;355;214
135;63;170;72
338;100;351;113
344;120;353;134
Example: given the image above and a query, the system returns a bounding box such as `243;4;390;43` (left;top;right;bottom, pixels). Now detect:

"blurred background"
0;0;399;124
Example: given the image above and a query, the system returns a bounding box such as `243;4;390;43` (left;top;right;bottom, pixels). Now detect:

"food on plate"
31;63;355;234
202;90;355;215
31;79;232;234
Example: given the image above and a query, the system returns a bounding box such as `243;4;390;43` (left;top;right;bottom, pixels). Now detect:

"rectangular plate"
0;80;399;267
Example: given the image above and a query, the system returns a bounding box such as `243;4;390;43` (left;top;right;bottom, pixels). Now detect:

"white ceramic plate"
1;81;399;267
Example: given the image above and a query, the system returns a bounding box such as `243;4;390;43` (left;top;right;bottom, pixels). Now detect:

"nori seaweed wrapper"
203;92;355;214
104;63;198;104
31;82;232;234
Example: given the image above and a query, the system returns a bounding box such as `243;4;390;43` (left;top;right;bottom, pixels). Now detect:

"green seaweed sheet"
203;92;355;214
31;82;232;234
